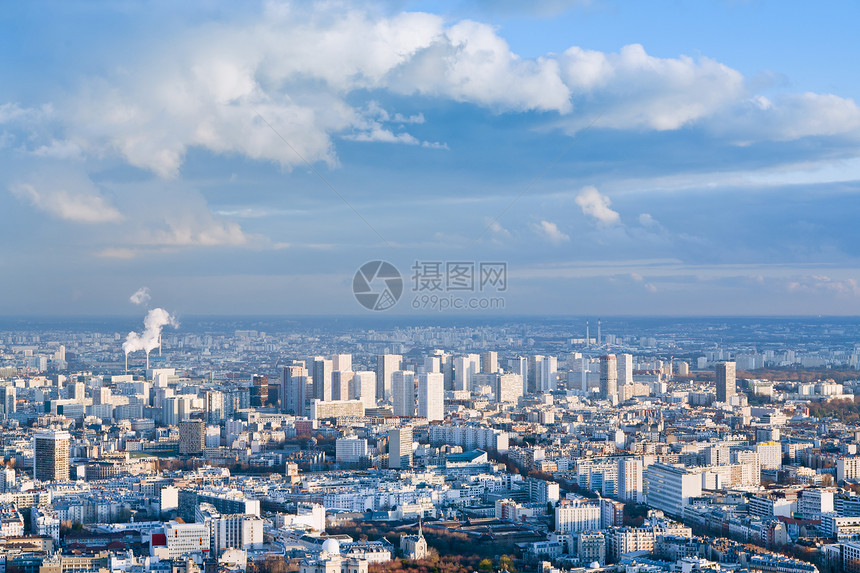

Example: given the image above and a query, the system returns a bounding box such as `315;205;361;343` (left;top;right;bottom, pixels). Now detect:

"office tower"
163;396;192;426
537;355;558;392
332;370;354;401
617;353;634;386
436;350;454;390
94;387;111;405
423;356;441;374
205;390;225;424
33;430;70;482
154;386;174;409
481;351;498;374
0;385;15;419
716;361;737;402
332;353;352;372
643;463;702;518
599;355;618;400
281;364;308;415
312;357;333;401
418;372;444;421
250;374;268;408
163;397;180;426
617;457;643;503
353;371;377;408
526;355;543;394
509;357;528;394
495;373;523;404
392;371;416;417
179;419;205;455
388;426;413;469
376;354;402;401
70;382;85;401
453;354;479;392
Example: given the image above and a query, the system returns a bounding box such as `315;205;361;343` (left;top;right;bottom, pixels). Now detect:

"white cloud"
786;274;860;296
10;182;123;224
575;186;620;226
139;213;251;248
0;4;853;181
711;92;860;142
558;44;745;130
639;213;658;227
533;220;570;244
129;287;151;305
96;248;137;259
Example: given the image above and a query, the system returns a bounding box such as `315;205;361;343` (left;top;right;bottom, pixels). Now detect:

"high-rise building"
481;351;499;374
0;385;15;419
33;430;69;482
205;391;225;424
249;374;268;408
312;358;333;402
332;370;354;401
423;356;441;374
281;364;309;415
179;419;205;455
526;355;543;394
418;372;444;421
617;353;634;386
644;463;702;517
600;355;618;400
495;373;523;404
163;396;192;426
453;354;480;392
376;354;402;401
332;354;352;372
392;371;416;417
537;355;558;392
618;457;644;503
716;361;737;403
388;426;413;469
353;371;376;408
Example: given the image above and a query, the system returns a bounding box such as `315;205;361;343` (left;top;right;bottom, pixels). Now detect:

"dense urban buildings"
1;316;860;573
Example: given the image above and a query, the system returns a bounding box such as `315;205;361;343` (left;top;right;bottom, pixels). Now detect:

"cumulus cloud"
559;44;745;130
575;186;620;226
711;92;860;143
0;4;854;182
10;182;123;224
129;287;151;306
533;220;570;244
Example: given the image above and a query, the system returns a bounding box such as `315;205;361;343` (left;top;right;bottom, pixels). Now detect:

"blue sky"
2;0;860;316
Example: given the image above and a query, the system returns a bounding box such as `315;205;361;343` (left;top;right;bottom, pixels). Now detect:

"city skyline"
2;1;860;315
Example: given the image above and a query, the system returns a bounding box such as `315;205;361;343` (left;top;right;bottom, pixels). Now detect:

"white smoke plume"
122;308;179;355
129;286;151;305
